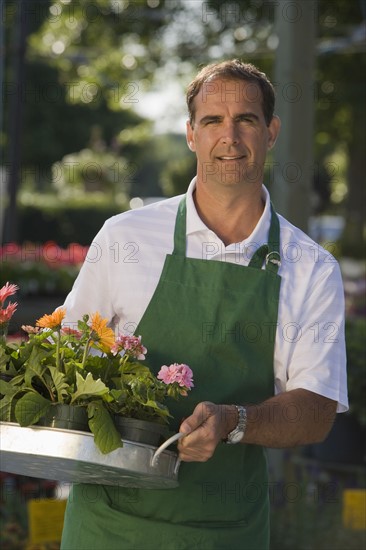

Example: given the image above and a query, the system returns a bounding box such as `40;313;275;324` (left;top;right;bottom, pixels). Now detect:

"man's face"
186;78;280;189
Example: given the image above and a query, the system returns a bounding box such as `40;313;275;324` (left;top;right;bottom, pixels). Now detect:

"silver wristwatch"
225;405;247;444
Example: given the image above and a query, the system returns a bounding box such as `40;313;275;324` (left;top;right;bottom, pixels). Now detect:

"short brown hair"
186;59;275;126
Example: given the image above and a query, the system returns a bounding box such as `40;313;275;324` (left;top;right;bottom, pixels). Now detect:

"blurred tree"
314;0;366;256
26;0;185;110
21;61;145;189
160;155;197;197
118;129;194;197
3;0;161;186
2;0;364;253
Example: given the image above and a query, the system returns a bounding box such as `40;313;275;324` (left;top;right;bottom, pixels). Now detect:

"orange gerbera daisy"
36;308;66;329
90;312;115;352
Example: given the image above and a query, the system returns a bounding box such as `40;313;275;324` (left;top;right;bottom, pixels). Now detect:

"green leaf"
85;355;120;382
0;347;10;369
87;401;123;454
70;372;108;404
145;400;170;416
0;362;18;376
121;362;151;376
9;374;26;387
48;366;69;402
64;361;77;379
15;393;52;426
0;395;16;421
108;388;125;401
78;317;90;333
24;346;53;386
0;379;19;397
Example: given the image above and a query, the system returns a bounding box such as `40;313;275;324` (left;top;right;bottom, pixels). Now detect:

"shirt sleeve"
275;259;348;413
62;224;116;329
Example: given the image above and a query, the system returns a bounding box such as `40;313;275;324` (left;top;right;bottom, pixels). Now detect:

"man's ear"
186;120;196;152
267;115;281;150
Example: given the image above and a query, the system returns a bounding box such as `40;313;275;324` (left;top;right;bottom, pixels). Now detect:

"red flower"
0;302;18;324
61;327;83;339
0;282;19;305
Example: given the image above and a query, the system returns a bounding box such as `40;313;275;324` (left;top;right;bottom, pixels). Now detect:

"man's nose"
221;123;239;145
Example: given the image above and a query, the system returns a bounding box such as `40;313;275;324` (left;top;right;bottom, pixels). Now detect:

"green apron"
61;197;281;550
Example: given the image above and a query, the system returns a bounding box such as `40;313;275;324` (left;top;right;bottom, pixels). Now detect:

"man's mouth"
217;155;245;161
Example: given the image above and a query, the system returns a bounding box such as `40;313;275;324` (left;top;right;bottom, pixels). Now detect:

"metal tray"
0;422;181;489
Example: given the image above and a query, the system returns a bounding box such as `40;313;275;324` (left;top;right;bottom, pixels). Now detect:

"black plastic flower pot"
37;403;90;432
113;416;169;446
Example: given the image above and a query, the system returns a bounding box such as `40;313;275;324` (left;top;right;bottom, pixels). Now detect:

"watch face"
230;431;244;444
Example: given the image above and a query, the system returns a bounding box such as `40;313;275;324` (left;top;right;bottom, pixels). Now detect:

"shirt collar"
185;177;272;247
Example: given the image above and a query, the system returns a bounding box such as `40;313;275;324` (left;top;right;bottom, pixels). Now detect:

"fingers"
178;425;218;462
179;401;215;435
178;402;224;462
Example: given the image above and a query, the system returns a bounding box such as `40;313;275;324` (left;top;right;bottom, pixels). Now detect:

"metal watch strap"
225;405;247;444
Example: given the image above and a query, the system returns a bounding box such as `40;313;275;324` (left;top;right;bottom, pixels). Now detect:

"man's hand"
177;390;337;463
178;402;237;462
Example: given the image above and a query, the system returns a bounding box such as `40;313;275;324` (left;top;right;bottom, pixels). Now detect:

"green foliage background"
2;0;364;249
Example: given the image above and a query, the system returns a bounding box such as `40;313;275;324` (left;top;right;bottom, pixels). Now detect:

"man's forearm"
178;390;337;462
242;389;337;448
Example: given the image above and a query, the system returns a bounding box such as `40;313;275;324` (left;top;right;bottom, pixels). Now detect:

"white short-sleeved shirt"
63;178;348;412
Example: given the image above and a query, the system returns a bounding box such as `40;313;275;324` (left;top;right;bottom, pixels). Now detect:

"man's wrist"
223;405;247;444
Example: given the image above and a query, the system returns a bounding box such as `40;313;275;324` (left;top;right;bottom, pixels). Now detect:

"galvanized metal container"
0;422;181;489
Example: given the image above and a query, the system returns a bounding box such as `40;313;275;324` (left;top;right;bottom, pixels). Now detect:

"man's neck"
193;182;265;246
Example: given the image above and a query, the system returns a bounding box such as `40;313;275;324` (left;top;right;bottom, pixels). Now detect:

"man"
61;59;348;549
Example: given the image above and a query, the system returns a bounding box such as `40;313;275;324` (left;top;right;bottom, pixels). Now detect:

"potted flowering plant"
0;282;193;455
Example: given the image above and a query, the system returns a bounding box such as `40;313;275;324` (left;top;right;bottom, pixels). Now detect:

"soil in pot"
114;417;170;446
37;404;90;432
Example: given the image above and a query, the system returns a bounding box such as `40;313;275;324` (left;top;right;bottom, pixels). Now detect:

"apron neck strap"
173;197;281;274
173;196;187;256
248;203;281;274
